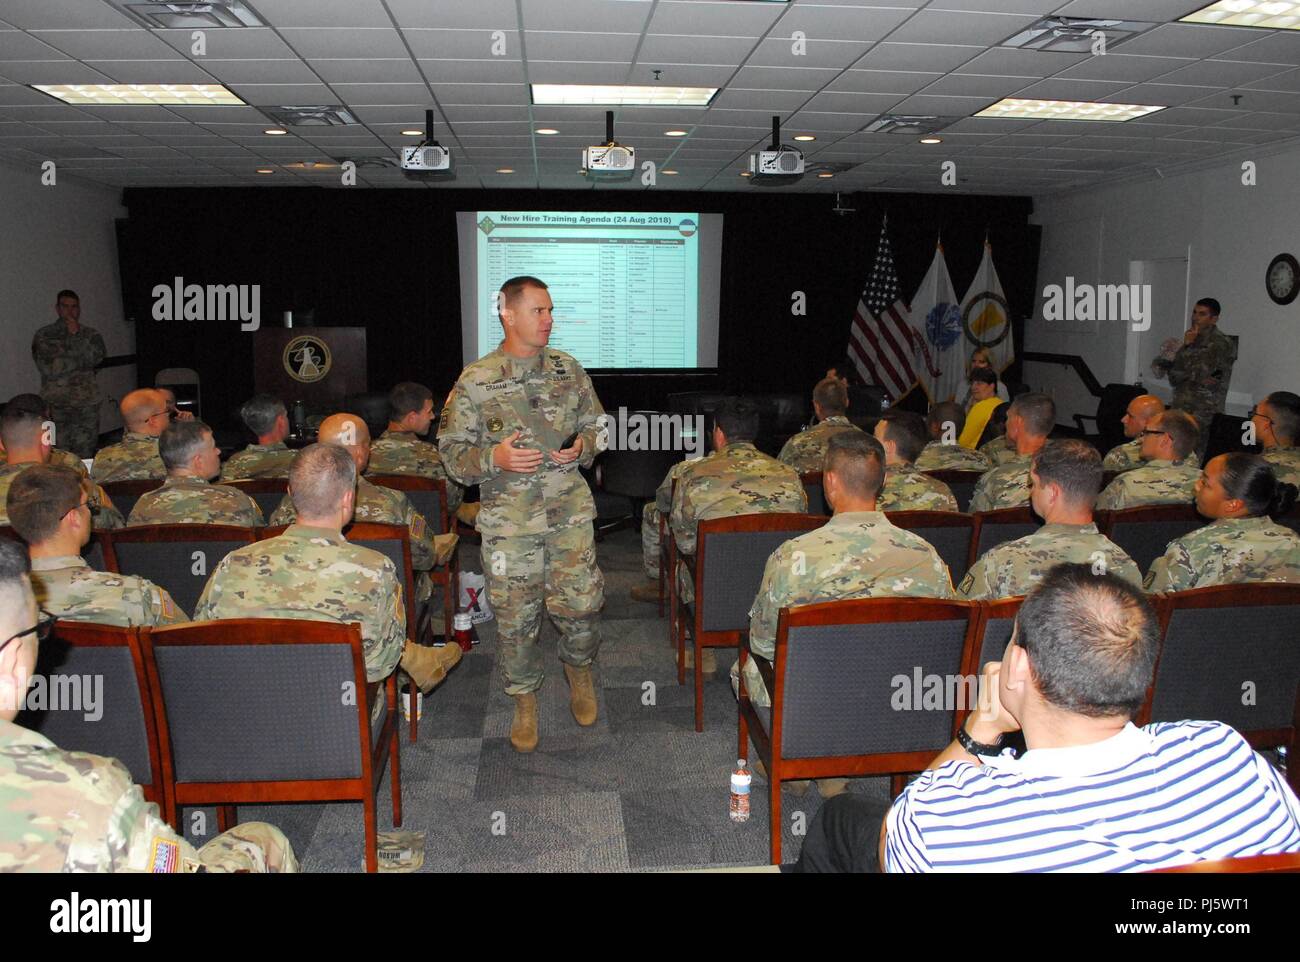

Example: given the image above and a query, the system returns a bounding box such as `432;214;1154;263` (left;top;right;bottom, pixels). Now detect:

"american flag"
847;216;918;399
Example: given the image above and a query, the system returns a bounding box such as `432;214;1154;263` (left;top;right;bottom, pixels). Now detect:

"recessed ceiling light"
264;127;288;135
32;83;244;106
285;161;335;169
496;167;515;174
664;129;688;136
739;171;752;177
920;137;943;144
535;128;559;135
256;168;274;174
400;128;423;136
975;98;1165;121
817;172;834;178
662;169;678;175
1182;1;1300;29
532;84;717;106
793;134;816;142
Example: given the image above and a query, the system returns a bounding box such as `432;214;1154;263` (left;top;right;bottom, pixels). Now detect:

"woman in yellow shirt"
958;369;1003;448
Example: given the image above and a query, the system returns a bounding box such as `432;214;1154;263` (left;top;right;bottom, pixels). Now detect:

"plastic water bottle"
729;758;752;823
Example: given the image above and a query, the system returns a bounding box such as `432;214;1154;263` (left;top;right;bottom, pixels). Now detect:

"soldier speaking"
439;276;606;753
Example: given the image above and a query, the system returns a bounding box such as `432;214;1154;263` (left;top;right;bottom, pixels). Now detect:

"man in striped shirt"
792;564;1300;872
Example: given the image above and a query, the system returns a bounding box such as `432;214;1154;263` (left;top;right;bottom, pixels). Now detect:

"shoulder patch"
150;836;181;873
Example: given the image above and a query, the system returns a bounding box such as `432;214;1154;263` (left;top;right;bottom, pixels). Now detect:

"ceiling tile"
1215;32;1300;65
635;34;756;66
886;11;1041;46
422;82;525;105
773;4;913;41
0;60;115;84
522;0;653;33
32;28;180;60
199;59;321;84
311;59;422;84
1154;59;1289;88
227;83;337;105
0;0;136;30
801;91;905;114
83;60;216;84
957;47;1089;77
828;69;941;95
386;0;520;30
745;38;873;70
330;82;435;105
279;28;408;59
1243;67;1300;93
707;88;811;110
730;64;839;91
419;59;526;84
920;74;1031;98
0;30;69;59
646;0;783;37
525;62;633;84
1058;54;1192;84
523;30;640;61
1113;23;1264;59
1119;82;1225;107
247;0;395;29
404;29;520;60
153;28;298;59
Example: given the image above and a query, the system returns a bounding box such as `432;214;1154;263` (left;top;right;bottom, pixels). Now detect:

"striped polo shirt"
886;721;1300;872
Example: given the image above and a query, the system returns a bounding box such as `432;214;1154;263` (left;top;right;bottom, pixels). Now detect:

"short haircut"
6;465;82;545
4;393;49;419
1220;452;1299;520
1264;391;1300;444
499;276;548;314
56;289;79;303
713;397;760;444
389;381;433;421
0;407;46;450
1011;392;1055;437
970;366;998;387
240;393;286;437
289;443;356;518
158;419;212;472
1155;409;1199;460
1032;439;1103;505
0;538;31;589
927;401;965;439
878;409;927;463
812;377;847;415
1195;297;1221;317
825;430;885;500
1015;564;1159;719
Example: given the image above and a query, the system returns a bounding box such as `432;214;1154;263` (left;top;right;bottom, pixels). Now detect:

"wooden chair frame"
140;618;400;873
1149;852;1300;873
738;596;983;864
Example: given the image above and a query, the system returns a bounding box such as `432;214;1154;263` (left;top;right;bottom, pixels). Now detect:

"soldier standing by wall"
1151;297;1237;458
31;290;105;459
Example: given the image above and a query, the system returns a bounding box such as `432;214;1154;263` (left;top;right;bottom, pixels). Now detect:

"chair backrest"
141;619;372;783
695;513;828;634
339;522;417;642
1097;504;1205;574
367;474;448;535
1142;584;1300;740
599;446;684;501
221;477;288;522
101;479;164;518
976;597;1022;669
923;470;983;513
969;506;1041;570
885;511;974;582
775;598;980;758
1094;383;1144;452
1274;505;1300;537
103;525;260;615
799;472;827;517
22;621;161;795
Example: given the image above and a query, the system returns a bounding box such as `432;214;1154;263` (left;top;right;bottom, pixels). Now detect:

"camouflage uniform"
642;458;691;580
969;453;1034;512
958;522;1142;600
914;440;992;473
878;462;959;513
979;436;1018;467
2;447;90;478
219;441;296;481
1262;447;1300;488
1151;325;1237;450
734;511;954;708
1144;516;1300;593
128;476;264;527
0;718;295;872
90;432;165;484
776;416;862;474
1103;438;1197;474
671;442;807;604
193;524;406;682
368;429;463;515
0;462;124;530
1095;460;1200;511
31;320;105;459
30;556;188;626
438;345;606;696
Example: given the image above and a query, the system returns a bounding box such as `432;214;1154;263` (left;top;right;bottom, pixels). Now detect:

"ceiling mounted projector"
749;116;804;186
583;111;636;182
401;109;454;179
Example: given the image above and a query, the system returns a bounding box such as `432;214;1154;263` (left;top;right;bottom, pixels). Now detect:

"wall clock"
1267;253;1298;306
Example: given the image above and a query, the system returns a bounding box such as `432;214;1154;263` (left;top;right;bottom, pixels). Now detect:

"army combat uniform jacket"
368;429;463;516
958;522;1142;600
30;555;187;626
1144;516;1300;593
1263;446;1300;487
878;462;959;513
776;416;862;474
1151;325;1237;423
438;346;604;537
914;440;992;473
0;462;124;530
220;441;296;481
91;432;165;484
969;452;1034;512
1096;460;1200;511
128;475;264;527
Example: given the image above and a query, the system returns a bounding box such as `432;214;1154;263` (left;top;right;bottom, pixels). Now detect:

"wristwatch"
956;718;1004;758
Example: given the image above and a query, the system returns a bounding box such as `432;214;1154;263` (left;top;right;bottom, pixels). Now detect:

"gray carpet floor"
181;527;891;872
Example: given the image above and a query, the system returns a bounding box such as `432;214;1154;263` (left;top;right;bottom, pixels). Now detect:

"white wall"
1026;139;1300;426
0;159;133;432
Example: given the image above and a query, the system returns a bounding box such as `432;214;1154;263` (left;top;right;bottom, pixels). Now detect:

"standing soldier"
31;290;105;459
1151;297;1237;456
439;276;606;754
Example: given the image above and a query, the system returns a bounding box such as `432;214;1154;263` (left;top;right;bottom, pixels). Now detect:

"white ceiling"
1;0;1299;193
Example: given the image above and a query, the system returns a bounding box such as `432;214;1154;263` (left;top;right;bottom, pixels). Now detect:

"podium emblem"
283;334;332;383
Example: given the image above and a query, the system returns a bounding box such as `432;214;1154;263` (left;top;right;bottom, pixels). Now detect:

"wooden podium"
253;328;366;410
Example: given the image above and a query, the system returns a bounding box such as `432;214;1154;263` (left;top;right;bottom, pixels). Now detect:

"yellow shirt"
959;397;1002;449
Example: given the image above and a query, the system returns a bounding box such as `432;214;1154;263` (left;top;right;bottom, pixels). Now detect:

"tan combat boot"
400;641;461;694
511;692;539;752
563;663;598;727
629;580;660;603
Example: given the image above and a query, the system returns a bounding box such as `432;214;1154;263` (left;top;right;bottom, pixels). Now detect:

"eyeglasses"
0;609;55;655
1247;408;1273;425
1140;429;1169;437
64;497;98;519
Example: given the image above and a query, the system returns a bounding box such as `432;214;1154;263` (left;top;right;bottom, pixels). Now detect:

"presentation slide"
456;210;722;370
